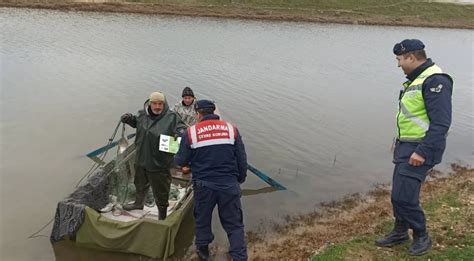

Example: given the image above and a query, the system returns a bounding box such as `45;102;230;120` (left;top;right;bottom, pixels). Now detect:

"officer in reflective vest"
174;100;248;261
375;39;453;256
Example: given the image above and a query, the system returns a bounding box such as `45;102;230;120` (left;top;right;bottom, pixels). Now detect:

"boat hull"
51;144;194;259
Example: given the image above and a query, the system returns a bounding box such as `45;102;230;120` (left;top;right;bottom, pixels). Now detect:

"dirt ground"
245;164;473;260
2;1;473;29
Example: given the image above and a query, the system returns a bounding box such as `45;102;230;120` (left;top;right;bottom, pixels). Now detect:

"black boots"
375;221;432;256
123;202;144;211
375;220;409;247
409;233;432;256
124;196;167;220
196;245;209;261
158;206;167;220
123;193;145;211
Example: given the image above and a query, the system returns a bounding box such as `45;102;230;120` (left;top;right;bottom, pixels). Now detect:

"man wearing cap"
375;39;453;256
174;100;248;261
120;91;186;220
172;86;197;127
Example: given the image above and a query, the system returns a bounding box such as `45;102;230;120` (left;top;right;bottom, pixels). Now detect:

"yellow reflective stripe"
399;103;429;131
405;84;422;92
398;137;424;142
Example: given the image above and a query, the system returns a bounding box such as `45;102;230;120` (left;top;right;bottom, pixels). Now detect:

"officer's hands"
182;166;191;174
121;113;132;124
409;152;425;167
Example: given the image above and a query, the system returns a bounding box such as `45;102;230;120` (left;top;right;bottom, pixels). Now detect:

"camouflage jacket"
172;99;197;127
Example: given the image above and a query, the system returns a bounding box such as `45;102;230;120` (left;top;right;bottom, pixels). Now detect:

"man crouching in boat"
174;100;248;261
120;91;186;220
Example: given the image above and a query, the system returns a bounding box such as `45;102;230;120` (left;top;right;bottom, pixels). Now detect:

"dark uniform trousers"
391;162;434;234
134;165;172;207
193;181;247;261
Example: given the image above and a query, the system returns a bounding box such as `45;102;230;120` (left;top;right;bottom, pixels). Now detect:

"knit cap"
182;87;194;97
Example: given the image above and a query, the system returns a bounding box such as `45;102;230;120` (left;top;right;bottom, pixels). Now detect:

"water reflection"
1;7;472;260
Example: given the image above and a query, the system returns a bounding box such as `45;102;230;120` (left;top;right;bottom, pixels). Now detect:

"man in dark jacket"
174;100;248;261
375;39;453;256
121;91;186;220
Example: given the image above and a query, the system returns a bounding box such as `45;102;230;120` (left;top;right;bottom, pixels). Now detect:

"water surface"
1;8;472;260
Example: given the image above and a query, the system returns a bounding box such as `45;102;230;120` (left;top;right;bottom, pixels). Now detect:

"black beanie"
182;87;194;97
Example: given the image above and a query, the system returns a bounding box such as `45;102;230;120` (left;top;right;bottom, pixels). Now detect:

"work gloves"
121;113;133;124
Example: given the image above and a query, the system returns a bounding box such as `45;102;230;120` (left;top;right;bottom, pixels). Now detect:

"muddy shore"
246;164;473;260
2;1;474;29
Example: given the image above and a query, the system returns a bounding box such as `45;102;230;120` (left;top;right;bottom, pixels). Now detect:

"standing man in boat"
120;91;186;220
375;39;453;256
172;86;198;127
172;86;198;175
174;100;248;261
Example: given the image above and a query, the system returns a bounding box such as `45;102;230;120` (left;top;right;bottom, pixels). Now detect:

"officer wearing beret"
174;100;248;261
375;39;453;256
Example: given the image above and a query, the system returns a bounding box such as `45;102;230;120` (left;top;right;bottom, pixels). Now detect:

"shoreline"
246;164;473;260
1;1;473;29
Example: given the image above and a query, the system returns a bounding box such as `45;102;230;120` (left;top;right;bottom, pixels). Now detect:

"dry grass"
247;163;473;260
1;0;473;29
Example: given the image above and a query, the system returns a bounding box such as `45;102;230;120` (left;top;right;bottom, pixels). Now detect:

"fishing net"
51;140;193;259
50;143;134;243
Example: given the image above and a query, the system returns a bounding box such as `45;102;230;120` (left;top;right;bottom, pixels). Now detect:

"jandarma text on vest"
196;124;229;135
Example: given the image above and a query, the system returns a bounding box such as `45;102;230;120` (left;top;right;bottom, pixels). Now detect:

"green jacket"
128;99;186;171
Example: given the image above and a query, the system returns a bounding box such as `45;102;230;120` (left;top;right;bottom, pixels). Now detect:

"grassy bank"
247;164;473;260
1;0;474;29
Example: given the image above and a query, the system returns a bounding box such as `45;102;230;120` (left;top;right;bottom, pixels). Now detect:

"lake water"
1;7;472;260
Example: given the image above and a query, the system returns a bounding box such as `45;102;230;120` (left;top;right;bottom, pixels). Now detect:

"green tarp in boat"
51;144;194;260
76;201;191;259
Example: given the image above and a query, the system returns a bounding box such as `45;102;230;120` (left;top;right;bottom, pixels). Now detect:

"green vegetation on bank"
127;0;473;26
3;0;474;28
247;166;472;260
313;176;474;260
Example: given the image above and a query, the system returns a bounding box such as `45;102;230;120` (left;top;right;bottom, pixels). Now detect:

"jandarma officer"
174;100;248;261
375;39;453;256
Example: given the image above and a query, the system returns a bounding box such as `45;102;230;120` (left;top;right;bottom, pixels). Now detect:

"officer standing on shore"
174;100;248;261
375;39;453;256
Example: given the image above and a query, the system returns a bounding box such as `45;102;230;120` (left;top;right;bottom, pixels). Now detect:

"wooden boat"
51;143;194;259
